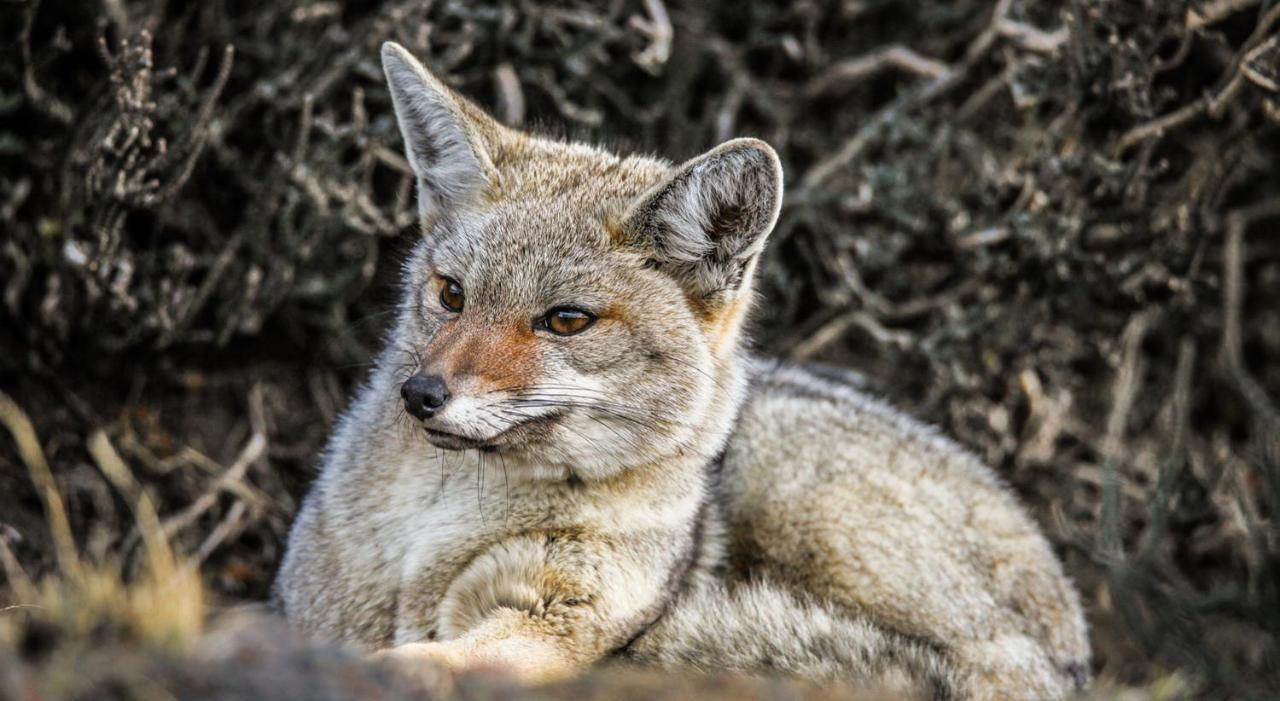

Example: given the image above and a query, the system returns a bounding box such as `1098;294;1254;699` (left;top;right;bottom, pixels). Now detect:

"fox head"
378;42;782;480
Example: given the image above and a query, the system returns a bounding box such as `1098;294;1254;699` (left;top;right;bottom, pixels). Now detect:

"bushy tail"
621;578;961;700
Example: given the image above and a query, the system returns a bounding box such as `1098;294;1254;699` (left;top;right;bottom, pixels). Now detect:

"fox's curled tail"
621;579;960;700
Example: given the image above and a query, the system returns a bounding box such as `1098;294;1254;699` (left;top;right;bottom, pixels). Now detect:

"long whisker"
507;399;661;429
437;446;446;490
507;396;693;430
506;387;671;414
476;449;486;525
481;382;697;424
498;451;511;524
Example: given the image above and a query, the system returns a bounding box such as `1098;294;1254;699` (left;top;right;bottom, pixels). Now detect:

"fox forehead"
489;137;671;204
420;148;672;309
418;206;638;314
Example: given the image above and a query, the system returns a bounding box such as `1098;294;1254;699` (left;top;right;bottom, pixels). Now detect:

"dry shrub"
2;0;1279;697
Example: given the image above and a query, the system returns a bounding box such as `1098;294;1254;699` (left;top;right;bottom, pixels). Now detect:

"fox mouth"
420;412;564;452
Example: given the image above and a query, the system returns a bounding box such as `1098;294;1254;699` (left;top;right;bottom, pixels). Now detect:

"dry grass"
0;389;203;698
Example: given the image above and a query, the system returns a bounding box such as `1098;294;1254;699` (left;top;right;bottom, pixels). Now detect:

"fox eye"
438;277;464;313
539;308;595;336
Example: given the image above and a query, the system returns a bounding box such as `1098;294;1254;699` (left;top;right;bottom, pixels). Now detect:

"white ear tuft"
621;138;784;302
381;42;496;223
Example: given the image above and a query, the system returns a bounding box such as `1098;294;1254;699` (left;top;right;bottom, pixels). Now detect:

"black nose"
401;374;450;420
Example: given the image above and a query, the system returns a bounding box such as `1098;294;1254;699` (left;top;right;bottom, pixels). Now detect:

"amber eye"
541;308;596;336
439;277;464;313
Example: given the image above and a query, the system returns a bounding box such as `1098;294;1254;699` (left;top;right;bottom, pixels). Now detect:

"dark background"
2;0;1279;697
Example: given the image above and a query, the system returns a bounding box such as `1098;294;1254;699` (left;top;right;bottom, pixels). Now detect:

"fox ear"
381;42;504;223
620;138;783;305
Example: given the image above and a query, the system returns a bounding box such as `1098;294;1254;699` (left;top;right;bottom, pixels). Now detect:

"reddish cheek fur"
425;319;541;392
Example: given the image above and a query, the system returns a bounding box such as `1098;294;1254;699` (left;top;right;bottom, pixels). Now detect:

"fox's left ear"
381;42;509;225
619;138;783;305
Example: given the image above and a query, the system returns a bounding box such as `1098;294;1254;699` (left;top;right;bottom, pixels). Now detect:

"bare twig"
158;385;268;539
1116;3;1280;153
798;0;1014;191
0;538;38;604
1099;312;1158;558
0;390;81;581
87;429;176;576
19;0;73;125
804;45;949;97
492;63;526;126
996;19;1068;54
1187;0;1262;29
1136;338;1196;559
1220;200;1280;427
629;0;673;73
194;500;249;565
788;308;915;360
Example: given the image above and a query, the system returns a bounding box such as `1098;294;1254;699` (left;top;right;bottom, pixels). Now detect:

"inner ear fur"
619;138;784;304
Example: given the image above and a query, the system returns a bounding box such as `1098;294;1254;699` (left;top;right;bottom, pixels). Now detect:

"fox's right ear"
381;42;506;224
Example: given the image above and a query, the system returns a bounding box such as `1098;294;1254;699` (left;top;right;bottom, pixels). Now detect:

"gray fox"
274;41;1090;700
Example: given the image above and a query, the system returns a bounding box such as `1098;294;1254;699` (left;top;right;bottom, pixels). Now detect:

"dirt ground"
2;0;1279;698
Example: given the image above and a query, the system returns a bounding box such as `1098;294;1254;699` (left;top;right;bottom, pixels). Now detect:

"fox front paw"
370;637;573;687
370;641;469;690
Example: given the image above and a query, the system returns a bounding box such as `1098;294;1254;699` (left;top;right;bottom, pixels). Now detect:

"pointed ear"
619;138;783;305
381;42;506;223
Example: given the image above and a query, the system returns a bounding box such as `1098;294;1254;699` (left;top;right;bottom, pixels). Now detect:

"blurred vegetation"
1;0;1278;698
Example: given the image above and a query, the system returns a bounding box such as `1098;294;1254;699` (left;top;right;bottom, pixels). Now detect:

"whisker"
437;446;446;490
508;400;652;425
499;451;511;524
476;449;486;525
507;398;676;430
